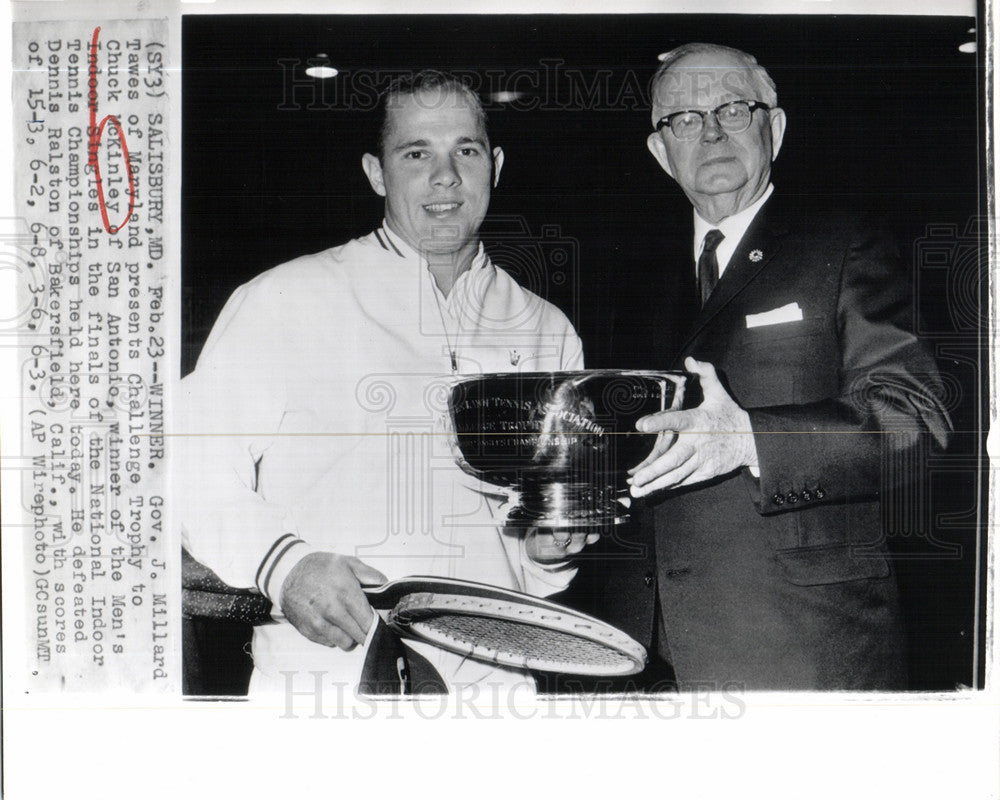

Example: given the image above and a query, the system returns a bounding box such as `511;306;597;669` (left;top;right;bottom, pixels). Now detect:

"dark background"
182;14;987;692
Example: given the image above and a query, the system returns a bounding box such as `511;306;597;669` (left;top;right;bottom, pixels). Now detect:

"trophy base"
504;479;628;529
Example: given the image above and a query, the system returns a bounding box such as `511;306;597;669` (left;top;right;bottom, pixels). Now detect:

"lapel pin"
749;249;764;262
509;349;521;366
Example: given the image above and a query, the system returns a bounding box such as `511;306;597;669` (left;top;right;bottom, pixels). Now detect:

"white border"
2;0;996;798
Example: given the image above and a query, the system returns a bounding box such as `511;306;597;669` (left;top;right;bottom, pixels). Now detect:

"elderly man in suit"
623;43;951;690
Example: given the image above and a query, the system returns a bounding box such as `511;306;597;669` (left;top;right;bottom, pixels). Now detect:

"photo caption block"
12;18;172;691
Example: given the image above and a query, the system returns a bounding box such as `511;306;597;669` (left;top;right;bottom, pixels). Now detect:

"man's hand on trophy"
525;528;600;564
627;357;758;497
280;552;388;650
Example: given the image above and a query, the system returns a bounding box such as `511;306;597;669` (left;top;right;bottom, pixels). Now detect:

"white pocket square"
745;302;803;328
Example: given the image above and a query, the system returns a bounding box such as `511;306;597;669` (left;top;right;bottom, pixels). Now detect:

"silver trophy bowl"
448;370;697;528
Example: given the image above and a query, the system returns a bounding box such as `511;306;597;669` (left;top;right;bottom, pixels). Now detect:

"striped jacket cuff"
255;533;312;608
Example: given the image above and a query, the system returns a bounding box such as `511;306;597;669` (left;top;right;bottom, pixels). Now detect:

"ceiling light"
489;91;528;103
305;54;338;79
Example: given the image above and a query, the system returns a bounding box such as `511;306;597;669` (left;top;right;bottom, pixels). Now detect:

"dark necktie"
697;229;725;307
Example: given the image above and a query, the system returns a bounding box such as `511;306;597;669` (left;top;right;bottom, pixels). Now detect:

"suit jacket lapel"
675;200;790;359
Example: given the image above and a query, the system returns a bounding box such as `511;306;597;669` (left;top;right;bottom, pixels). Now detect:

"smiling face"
647;48;786;223
362;86;503;266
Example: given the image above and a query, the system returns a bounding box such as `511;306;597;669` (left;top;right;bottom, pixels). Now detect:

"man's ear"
646;132;674;178
491;146;505;188
768;108;787;162
361;153;387;197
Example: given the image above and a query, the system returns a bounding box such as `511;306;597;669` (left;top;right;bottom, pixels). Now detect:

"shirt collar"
378;220;488;272
374;223;407;258
692;183;773;276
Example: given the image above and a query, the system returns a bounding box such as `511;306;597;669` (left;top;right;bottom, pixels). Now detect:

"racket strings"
411;614;634;669
385;590;647;675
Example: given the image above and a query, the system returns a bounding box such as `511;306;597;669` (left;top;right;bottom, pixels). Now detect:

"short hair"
375;70;489;160
651;43;778;110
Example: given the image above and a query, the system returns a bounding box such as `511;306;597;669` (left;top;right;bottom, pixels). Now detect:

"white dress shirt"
693;183;774;276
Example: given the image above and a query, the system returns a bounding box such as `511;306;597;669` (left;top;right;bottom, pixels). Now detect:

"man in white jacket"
179;71;587;695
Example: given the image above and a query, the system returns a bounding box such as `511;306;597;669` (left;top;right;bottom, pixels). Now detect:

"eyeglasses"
654;100;771;140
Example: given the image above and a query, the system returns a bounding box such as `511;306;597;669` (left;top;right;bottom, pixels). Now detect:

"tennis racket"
363;576;647;677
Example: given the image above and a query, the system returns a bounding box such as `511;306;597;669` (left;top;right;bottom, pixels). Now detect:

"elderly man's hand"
627;357;758;498
280;552;387;650
525;528;600;564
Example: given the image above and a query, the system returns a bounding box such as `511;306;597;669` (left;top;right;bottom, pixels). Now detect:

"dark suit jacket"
584;196;951;691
